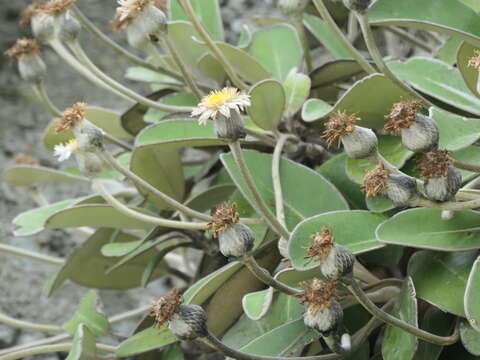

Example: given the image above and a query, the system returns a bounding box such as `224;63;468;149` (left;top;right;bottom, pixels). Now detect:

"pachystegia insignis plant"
3;0;480;358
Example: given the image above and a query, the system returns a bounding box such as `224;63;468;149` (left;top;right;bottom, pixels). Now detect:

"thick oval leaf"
458;42;480;99
303;74;415;128
302;98;333;122
382;277;418;360
44;229;167;295
369;0;480;47
242;288;274;321
144;93;197;123
3;165;87;187
289;210;386;270
436;37;462;66
465;256;480;332
63;291;109;337
66;324;96;360
248;79;285;131
460;320;480;356
433;107;480;151
310;59;371;89
116;324;177;357
185;184;236;213
377;208;480;251
388;58;480;116
166;21;207;70
45;204;154;230
366;195;394;213
197;53;226;85
250;24;302;81
284;70;311;117
169;0;224;41
221;150;348;231
408;250;478;316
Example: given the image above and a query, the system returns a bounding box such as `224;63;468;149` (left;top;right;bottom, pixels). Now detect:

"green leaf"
44;229;167;295
13;199;78;236
116;324;177;357
458;42;480;99
303;14;352;59
460;320;480;356
242;288;274;320
284;70;311;117
435;37;462;66
250;24;303;81
369;0;480;47
66;324;96;360
64;291;109;337
185;184;236;213
450;145;480;182
197;53;226;86
169;0;224;41
3;166;87;187
465;256;480;332
346;135;413;184
310;59;370;89
289;210;386;271
166;21;207;70
376;208;480;251
458;0;480;12
101;240;144;257
388;58;480;116
125;66;175;84
365;195;394;213
144;93;197;123
433;107;480;151
408;250;478;316
45;204;154;230
248;79;286;131
382;277;418;360
301;98;334;122
303;74;415;128
221;150;348;231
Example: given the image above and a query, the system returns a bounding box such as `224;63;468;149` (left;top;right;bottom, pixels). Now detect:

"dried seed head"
55;102;86;133
304;227;335;264
206;202;240;238
170;304;207;340
384;100;423;134
113;0;167;30
4;38;41;60
297;279;337;315
14;153;39;166
362;163;389;198
150;288;183;328
424;166;462;202
218;223;255;258
20;3;45;26
41;0;76;15
322;111;359;148
415;150;450;179
468;50;480;70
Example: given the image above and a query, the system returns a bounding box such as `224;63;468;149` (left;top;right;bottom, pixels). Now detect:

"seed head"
206;202;240;238
113;0;166;30
321;111;359;148
468;50;480;70
41;0;76;15
54;102;86;133
362;162;389;197
4;38;41;60
304;227;335;264
415;150;450;179
150;288;183;328
20;3;46;26
384;100;423;134
296;279;337;315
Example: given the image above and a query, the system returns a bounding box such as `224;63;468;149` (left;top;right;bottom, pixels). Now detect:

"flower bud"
322;111;378;160
342;0;371;12
74;121;105;153
279;0;310;16
214;112;246;141
138;2;168;37
169;304;207;340
76;151;103;178
5;38;46;84
416;150;462;202
125;22;150;50
58;12;81;42
31;12;57;42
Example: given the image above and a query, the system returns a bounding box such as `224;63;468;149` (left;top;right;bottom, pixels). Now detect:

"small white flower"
191;87;251;125
53;138;78;162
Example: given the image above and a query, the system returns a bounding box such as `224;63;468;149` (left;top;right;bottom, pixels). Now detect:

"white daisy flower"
191;87;251;126
53;138;78;162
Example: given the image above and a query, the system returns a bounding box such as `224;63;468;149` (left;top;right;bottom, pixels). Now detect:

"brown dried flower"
296;279;337;315
415;149;450;179
321;111;359;148
206;202;240;238
41;0;76;15
54;102;86;133
4;38;41;59
113;0;167;30
362;162;390;197
384;100;423;134
20;3;46;26
14;153;39;166
150;288;184;328
468;50;480;70
304;227;335;264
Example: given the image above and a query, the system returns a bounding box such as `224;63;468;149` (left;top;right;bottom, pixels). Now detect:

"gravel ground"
0;0;276;358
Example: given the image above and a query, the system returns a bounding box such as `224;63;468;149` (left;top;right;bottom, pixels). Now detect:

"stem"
341;286;400;309
162;37;202;100
0;244;64;266
343;276;459;345
272;134;294;228
242;255;300;296
0;313;63;334
68;40;193;113
244;128;277;147
71;5;183;81
177;0;248;90
355;12;433;107
347;12;358;43
450;158;480;173
353;261;379;284
32;82;62;117
411;196;480;211
292;14;313;72
385;26;433;53
0;342;115;360
229;141;291;239
311;0;375;75
92;178;207;230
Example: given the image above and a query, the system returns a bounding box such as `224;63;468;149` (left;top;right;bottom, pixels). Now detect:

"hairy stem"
450;158;480;173
272;134;294;228
32;82;62;117
292;14;313;72
385;26;434;53
0;342;116;360
0;244;63;266
0;313;63;334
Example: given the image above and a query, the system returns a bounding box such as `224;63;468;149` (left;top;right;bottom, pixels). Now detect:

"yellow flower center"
67;138;78;147
203;88;237;110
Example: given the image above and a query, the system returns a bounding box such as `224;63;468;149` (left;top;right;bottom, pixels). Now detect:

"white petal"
219;105;231;118
198;112;210;125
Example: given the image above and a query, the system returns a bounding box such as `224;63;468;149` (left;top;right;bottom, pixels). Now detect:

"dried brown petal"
150;288;183;328
321;111;359;148
384;100;423;134
296;279;337;315
54;102;86;133
113;0;166;31
415;149;450;179
20;3;46;27
206;202;240;237
304;227;335;264
41;0;76;15
4;38;40;59
362;162;389;197
14;153;39;166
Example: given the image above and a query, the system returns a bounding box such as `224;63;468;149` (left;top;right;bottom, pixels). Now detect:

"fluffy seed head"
468;50;480;70
150;289;183;328
362;162;389;197
384;100;423;134
415;149;450;179
4;38;41;59
206;202;240;238
296;279;337;315
113;0;166;29
304;227;335;264
321;111;359;148
54;102;86;133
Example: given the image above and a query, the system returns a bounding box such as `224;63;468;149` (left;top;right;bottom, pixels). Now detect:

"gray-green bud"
169;304;207;340
341;126;378;159
279;0;310;15
218;223;255;258
343;0;372;12
424;166;462;202
214;112;246;141
400;114;439;153
320;245;355;281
